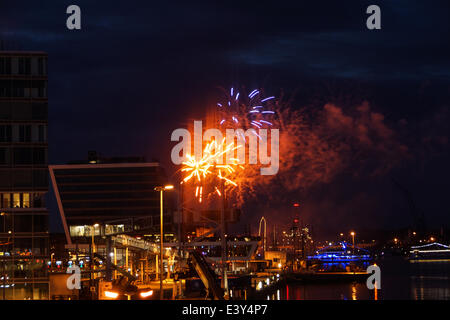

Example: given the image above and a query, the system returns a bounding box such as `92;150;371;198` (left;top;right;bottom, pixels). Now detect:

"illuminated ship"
409;242;450;260
307;242;371;263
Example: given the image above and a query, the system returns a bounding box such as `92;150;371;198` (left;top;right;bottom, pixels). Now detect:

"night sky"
1;1;449;238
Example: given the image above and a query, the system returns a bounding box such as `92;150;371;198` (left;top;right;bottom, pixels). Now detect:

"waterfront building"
278;218;314;257
0;51;49;299
48;153;176;291
49;153;174;245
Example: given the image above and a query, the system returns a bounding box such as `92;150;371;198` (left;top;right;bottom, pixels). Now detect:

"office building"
0;51;49;300
49;153;174;245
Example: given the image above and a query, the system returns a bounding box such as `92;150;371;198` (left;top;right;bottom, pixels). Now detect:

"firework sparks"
181;138;243;202
217;87;276;134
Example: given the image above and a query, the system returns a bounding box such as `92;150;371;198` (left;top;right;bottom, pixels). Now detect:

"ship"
307;242;372;263
284;242;372;283
409;242;450;260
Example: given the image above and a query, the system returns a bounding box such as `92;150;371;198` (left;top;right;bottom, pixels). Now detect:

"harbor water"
267;256;450;300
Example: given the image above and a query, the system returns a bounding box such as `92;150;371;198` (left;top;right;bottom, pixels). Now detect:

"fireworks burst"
181;138;244;203
217;87;276;139
179;86;277;204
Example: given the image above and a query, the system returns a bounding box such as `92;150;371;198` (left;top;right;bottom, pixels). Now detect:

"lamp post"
154;185;174;300
350;231;355;254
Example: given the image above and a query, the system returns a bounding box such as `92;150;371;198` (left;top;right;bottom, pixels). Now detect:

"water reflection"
273;282;372;300
266;289;282;300
320;261;370;272
410;259;450;300
268;257;450;300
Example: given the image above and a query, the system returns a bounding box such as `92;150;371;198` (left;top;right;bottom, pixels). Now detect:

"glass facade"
51;164;169;226
0;52;49;300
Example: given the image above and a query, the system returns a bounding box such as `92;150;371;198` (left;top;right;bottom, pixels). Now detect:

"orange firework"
181;138;243;202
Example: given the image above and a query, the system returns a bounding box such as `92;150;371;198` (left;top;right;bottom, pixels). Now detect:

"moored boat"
409;242;450;260
307;242;372;263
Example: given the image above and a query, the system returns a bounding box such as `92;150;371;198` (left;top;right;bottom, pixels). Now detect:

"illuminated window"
2;193;11;208
23;193;30;208
13;193;20;208
70;225;86;237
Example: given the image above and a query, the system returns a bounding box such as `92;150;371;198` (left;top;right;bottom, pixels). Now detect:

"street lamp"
154;185;174;300
350;231;355;254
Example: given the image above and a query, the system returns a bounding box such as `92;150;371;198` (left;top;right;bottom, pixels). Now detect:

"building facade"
49;154;173;245
0;51;49;300
48;155;176;296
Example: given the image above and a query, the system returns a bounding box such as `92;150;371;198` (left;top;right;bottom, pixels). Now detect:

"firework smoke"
217;93;409;206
